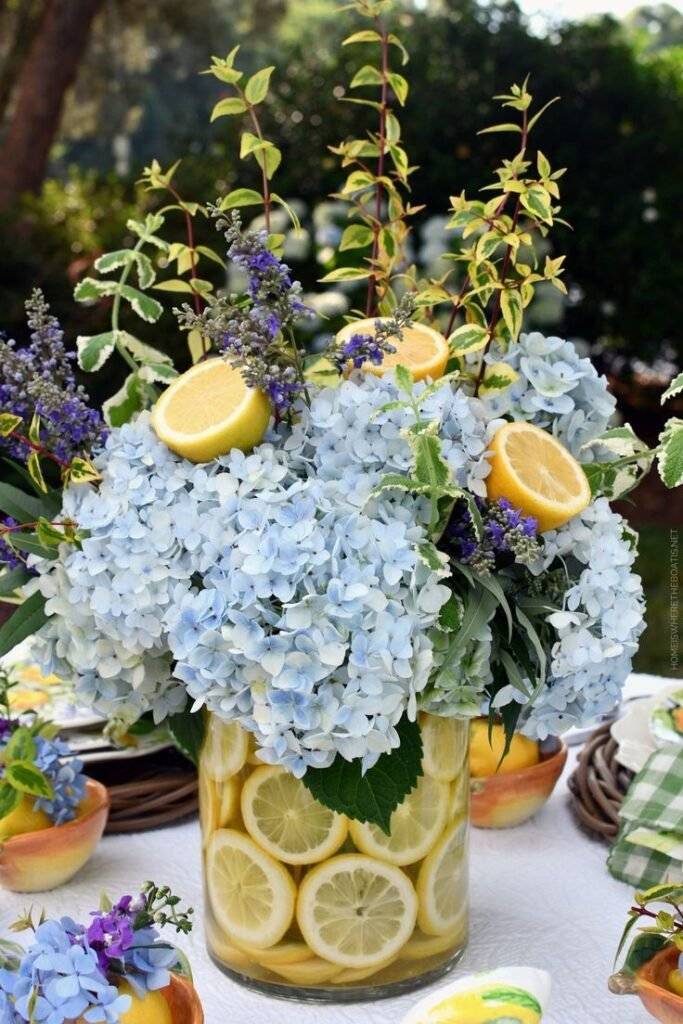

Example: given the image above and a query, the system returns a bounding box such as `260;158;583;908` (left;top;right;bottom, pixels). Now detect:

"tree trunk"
0;0;103;209
0;0;46;123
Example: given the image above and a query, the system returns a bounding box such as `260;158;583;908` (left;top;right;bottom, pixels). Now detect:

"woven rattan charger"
86;748;198;834
567;722;634;841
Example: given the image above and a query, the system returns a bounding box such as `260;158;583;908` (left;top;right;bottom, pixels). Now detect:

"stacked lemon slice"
200;714;470;988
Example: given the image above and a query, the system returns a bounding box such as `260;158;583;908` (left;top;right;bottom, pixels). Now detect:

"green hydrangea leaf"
168;703;206;767
302;716;423;833
0;591;48;659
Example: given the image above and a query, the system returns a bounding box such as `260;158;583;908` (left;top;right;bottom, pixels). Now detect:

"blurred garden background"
0;0;680;675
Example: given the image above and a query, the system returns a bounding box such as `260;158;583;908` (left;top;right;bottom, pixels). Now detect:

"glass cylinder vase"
199;712;469;1002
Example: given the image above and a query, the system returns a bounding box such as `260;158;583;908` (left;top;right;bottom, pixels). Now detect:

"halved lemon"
241;765;348;865
297;853;418;968
416;818;468;936
151;357;271;462
485;421;591;533
349;774;449;866
202;717;249;782
420;714;468;783
206;829;296;948
335;318;449;381
267;957;343;986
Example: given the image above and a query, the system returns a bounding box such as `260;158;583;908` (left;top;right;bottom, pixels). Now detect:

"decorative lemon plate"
401;966;551;1024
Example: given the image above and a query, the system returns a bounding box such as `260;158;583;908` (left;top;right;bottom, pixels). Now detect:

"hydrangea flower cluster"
480;331;616;455
32;735;87;826
522;498;645;738
0;884;192;1024
0;290;104;465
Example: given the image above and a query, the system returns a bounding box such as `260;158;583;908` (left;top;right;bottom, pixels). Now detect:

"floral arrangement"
0;882;193;1023
612;883;683;990
0;0;681;829
0;679;86;832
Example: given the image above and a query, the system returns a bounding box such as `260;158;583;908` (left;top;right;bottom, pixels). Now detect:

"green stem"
239;88;271;234
111;240;144;373
365;21;389;318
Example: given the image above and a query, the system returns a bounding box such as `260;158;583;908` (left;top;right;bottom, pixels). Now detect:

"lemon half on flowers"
335;318;449;382
485;421;591;532
297;853;418;968
151;358;270;462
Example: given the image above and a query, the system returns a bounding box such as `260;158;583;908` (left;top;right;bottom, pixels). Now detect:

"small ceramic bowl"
164;974;204;1024
636;946;683;1024
0;778;109;892
471;738;568;829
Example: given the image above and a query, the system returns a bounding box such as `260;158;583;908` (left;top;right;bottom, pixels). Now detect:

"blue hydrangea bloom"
480;331;616;455
521;498;645;738
33;736;87;826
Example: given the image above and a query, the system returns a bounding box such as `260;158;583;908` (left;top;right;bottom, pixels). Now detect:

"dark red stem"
168;184;202;317
365;23;389;318
9;431;70;469
473;109;529;397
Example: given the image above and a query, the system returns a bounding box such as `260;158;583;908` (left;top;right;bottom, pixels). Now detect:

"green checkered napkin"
608;745;683;888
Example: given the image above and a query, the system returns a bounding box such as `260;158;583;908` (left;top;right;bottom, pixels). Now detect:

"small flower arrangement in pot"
610;884;683;1023
0;682;108;893
0;882;202;1024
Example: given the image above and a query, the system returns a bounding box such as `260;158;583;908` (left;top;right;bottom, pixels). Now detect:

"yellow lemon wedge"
335;318;449;381
349;774;449;867
241;765;348;865
485;421;591;532
117;982;172;1024
0;795;52;841
669;969;683;996
206;829;296;948
150;358;271;462
469;720;540;778
297;853;418;968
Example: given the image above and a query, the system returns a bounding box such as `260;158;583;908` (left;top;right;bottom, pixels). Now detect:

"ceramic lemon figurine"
0;883;203;1024
402;967;551;1023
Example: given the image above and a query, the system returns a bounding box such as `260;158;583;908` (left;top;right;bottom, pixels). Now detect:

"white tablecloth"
3;676;670;1024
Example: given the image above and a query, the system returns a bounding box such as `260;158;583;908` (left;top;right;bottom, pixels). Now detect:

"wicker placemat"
86;748;198;834
567;722;634;842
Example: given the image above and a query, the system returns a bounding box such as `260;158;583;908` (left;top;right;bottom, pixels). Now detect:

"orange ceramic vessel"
636;947;683;1024
471;740;568;829
0;778;109;892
